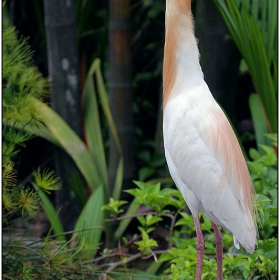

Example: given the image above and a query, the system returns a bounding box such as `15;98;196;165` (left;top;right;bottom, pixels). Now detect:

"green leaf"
135;231;158;255
139;166;156;181
101;197;127;214
114;198;140;240
249;148;260;160
213;0;277;134
82;58;123;199
73;185;104;256
146;214;162;227
137;216;146;227
249;94;271;150
32;182;65;241
82;59;108;187
264;249;277;260
32;99;102;192
112;158;124;201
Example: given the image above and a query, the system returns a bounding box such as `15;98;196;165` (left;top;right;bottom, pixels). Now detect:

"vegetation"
213;0;277;145
99;137;277;279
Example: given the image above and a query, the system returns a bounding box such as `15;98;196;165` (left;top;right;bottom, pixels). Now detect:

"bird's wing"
163;85;256;251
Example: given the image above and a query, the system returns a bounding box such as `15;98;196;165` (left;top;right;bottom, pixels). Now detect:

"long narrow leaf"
73;184;105;256
32;182;65;241
95;59;122;155
249;94;271;150
82;59;108;186
82;58;123;200
112;158;124;201
33;99;102;192
213;0;277;135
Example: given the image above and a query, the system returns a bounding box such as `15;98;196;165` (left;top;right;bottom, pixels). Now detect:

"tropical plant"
3;20;123;279
213;0;277;149
99;136;277;279
3;20;60;218
2;20;75;279
16;58;123;252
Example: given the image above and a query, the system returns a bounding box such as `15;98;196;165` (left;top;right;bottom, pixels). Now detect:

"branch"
248;271;256;280
105;252;142;272
105;250;168;272
82;252;131;265
168;211;179;249
103;211;174;222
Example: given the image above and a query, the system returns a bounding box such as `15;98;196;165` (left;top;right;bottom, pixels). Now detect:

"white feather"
163;81;256;253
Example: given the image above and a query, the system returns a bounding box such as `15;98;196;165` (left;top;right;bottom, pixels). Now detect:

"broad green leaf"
73;184;104;256
34;99;102;192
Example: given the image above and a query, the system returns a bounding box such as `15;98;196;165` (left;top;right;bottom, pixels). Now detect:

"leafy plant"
213;0;277;145
99;137;277;279
3;21;60;220
3;18;128;280
2;20;86;279
5;57;124;252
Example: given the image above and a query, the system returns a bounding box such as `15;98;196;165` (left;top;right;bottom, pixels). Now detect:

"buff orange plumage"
162;1;257;279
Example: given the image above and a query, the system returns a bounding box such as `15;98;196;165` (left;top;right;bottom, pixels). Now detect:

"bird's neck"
163;0;204;110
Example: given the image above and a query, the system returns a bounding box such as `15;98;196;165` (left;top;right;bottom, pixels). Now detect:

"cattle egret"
162;1;257;279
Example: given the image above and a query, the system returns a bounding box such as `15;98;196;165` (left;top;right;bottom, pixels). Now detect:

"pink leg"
212;222;223;280
193;217;205;280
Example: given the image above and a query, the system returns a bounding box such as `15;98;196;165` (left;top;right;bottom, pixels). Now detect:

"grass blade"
112;158;124;201
32;182;65;241
249;94;271;150
82;59;108;186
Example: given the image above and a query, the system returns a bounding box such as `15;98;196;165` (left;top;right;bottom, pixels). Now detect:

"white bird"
162;1;257;279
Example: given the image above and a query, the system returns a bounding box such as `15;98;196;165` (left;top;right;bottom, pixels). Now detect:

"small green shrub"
100;137;277;279
3;21;101;280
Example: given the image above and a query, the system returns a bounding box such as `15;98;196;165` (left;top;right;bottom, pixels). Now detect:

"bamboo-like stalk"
43;0;83;232
108;0;134;195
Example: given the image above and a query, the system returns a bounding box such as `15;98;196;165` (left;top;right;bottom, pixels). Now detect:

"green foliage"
3;232;102;279
100;139;277;279
3;20;117;279
247;135;277;240
33;168;62;194
137;214;163;234
135;231;158;255
2;21;61;222
249;94;272;149
125;181;185;213
73;185;104;256
213;0;277;135
102;198;128;216
6;58;124;251
3;21;46;120
32;181;65;241
2;20;94;279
